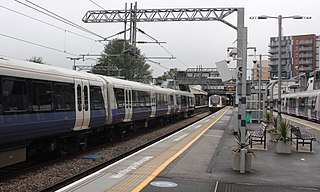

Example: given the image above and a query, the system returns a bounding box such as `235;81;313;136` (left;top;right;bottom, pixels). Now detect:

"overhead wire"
89;0;106;10
14;0;105;40
137;28;189;67
3;1;107;59
0;33;78;56
0;4;98;42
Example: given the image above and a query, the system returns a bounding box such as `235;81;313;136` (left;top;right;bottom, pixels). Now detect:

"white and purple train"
208;95;226;112
0;56;195;168
269;90;320;122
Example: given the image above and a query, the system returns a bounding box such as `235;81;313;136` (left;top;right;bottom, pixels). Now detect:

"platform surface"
59;107;320;192
142;108;320;192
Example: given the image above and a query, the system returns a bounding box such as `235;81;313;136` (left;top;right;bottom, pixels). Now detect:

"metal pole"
240;27;248;174
277;15;282;122
129;3;133;44
123;3;127;52
258;54;262;123
237;8;246;174
132;2;137;48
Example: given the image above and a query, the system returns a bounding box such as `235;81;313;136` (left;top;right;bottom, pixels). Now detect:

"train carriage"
268;89;320;122
208;95;225;112
0;56;197;168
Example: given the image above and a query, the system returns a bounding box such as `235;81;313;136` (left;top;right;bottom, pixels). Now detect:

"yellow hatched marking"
105;107;229;192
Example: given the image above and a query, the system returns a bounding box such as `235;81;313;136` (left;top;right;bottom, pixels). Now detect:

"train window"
77;85;82;111
289;98;296;108
176;95;181;105
2;78;28;112
145;92;151;107
156;94;166;106
84;85;89;111
181;96;187;106
54;83;74;111
164;94;168;106
31;81;53;111
90;86;104;110
114;88;124;108
0;78;2;114
170;95;174;105
298;97;307;108
311;97;316;109
156;94;160;106
137;91;148;107
132;90;139;107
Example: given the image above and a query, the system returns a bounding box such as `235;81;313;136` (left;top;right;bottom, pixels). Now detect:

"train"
208;95;226;112
0;56;196;168
268;89;320;122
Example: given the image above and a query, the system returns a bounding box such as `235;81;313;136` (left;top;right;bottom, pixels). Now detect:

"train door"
167;93;171;114
317;93;320;121
150;91;156;117
124;86;132;121
307;96;312;120
74;79;90;130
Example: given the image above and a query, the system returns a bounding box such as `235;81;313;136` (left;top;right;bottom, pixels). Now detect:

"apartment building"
269;34;317;79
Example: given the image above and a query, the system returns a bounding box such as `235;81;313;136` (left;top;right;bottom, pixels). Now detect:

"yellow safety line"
283;115;320;131
132;106;230;192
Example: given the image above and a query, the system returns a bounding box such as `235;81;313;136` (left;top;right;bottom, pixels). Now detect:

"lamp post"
67;57;81;70
250;15;311;122
250;53;269;123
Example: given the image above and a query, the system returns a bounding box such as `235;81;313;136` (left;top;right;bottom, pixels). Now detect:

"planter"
232;151;252;172
268;131;277;142
276;141;291;154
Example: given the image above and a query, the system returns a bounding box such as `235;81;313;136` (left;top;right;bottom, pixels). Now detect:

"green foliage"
92;38;153;83
156;68;178;80
264;111;272;124
27;56;45;64
277;120;291;143
232;131;253;154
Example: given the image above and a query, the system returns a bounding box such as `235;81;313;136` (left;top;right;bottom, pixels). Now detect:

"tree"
155;68;178;84
92;39;153;83
27;56;45;64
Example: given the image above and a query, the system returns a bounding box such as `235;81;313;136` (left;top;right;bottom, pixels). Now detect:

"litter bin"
246;110;251;123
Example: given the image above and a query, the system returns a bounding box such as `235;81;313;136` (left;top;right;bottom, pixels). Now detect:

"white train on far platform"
269;89;320;122
208;95;226;112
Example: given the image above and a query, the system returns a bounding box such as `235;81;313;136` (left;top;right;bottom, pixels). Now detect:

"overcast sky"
1;0;318;77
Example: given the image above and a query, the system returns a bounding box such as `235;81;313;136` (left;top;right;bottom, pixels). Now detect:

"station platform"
58;107;320;192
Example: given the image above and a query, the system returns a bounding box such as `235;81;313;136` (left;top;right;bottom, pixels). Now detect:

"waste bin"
246;110;251;123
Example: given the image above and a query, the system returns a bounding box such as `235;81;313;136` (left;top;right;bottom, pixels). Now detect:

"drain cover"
150;181;178;188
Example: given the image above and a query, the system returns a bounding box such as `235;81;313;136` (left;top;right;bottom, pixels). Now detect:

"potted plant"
232;131;254;172
264;111;272;124
276;120;292;154
267;116;278;142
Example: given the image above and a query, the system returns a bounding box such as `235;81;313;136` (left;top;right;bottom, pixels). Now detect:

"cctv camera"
225;57;231;64
229;48;238;58
252;58;257;64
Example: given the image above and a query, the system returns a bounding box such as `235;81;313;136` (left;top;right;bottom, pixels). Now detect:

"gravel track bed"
0;112;209;192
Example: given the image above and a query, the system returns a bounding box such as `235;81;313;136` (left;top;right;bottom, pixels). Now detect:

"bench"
290;125;316;152
249;122;267;149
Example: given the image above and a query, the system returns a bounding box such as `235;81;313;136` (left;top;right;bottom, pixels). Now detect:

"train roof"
282;90;320;98
98;75;154;91
0;56;102;83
